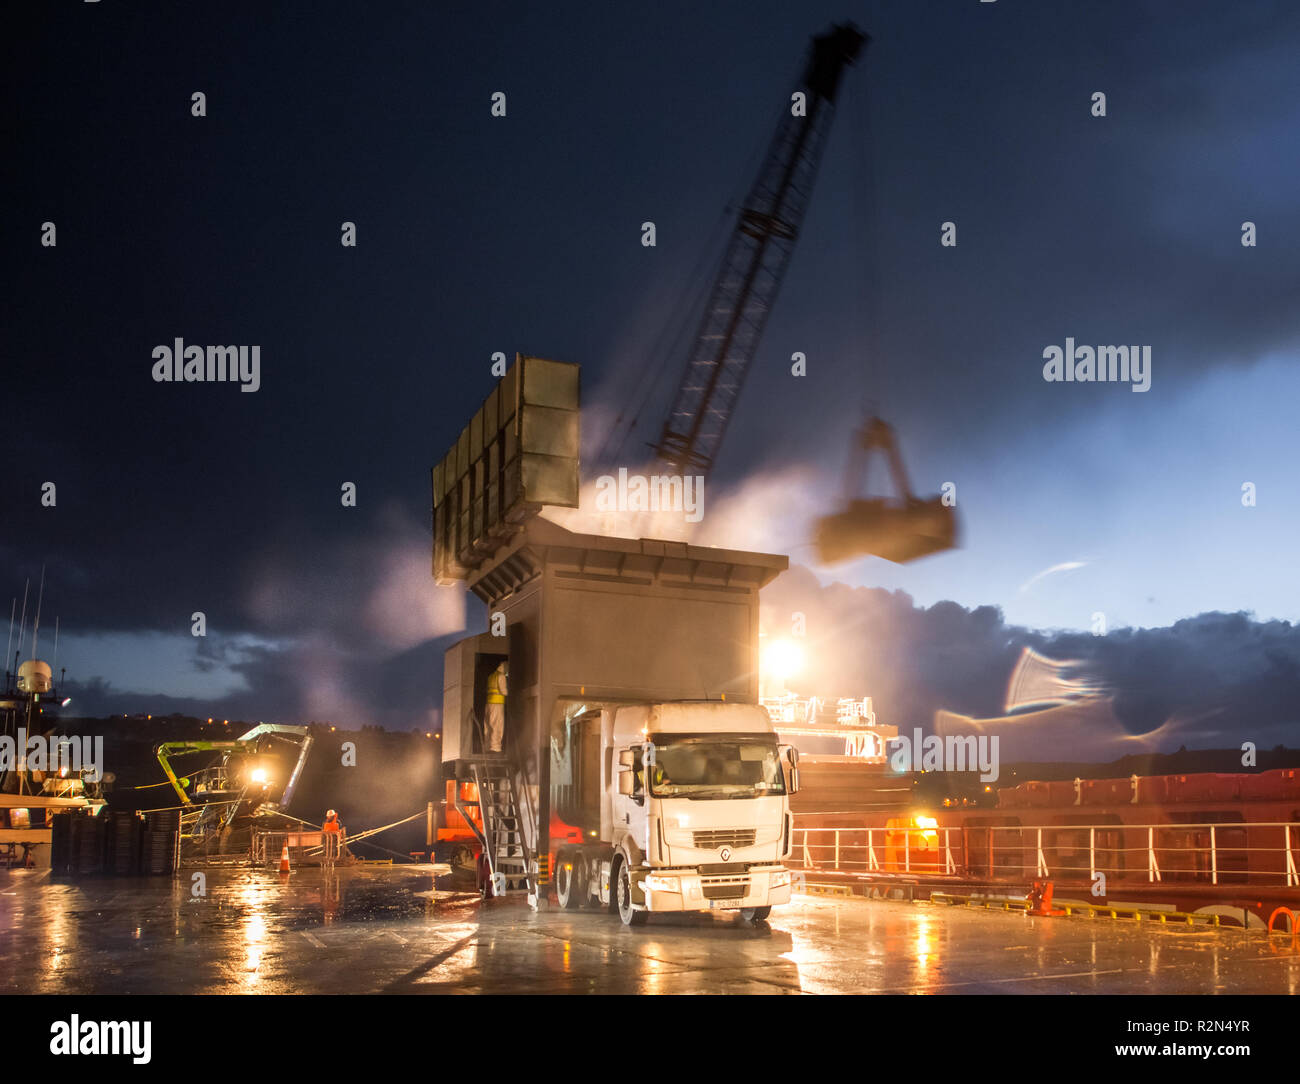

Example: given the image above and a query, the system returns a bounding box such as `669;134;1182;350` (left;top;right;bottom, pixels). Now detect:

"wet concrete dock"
2;865;1297;994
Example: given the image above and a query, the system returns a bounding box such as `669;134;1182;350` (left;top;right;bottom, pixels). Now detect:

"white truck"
436;513;795;924
553;700;800;926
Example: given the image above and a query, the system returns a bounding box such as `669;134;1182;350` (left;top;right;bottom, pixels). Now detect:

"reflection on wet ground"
1;865;1297;994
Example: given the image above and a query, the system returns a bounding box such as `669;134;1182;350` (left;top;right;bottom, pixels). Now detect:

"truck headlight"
771;871;791;888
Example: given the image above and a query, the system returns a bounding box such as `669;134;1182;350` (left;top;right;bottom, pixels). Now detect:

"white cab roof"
612;702;776;743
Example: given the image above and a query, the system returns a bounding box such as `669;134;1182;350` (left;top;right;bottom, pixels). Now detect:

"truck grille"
698;863;747;876
701;877;750;900
693;829;756;849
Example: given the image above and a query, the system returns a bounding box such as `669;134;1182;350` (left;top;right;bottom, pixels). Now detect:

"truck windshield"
647;736;785;799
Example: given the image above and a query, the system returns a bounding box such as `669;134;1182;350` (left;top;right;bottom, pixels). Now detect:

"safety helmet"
326;809;337;819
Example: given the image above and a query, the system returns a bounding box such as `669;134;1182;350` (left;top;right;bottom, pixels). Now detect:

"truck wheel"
556;853;584;910
740;906;771;923
606;863;619;914
615;860;646;927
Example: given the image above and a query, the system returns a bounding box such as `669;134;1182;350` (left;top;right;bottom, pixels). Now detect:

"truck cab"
555;701;799;926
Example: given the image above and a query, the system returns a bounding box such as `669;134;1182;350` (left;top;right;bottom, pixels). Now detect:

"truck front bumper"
637;866;793;913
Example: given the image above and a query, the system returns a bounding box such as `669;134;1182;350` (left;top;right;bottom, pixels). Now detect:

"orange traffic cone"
279;845;291;875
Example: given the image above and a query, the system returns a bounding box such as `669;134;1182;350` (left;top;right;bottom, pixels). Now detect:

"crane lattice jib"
653;24;867;476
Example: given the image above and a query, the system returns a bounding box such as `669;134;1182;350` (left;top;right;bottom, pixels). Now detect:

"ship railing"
791;823;961;878
790;819;1300;888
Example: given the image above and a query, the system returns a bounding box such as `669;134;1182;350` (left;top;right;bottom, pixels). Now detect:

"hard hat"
326;809;337;819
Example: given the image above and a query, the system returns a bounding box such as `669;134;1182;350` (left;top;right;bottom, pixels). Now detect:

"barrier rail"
252;828;343;869
791;819;1300;888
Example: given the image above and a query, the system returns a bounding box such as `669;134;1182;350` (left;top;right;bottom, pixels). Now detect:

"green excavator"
154;723;313;843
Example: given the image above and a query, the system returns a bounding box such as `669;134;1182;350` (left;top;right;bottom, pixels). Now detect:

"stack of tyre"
49;812;77;875
50;811;107;875
108;811;143;875
50;810;178;877
143;810;180;875
75;812;106;875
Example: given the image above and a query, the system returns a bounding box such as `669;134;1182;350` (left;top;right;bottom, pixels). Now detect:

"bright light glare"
250;768;268;784
763;638;805;681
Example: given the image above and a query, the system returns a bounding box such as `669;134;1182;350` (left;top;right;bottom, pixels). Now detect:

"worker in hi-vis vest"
485;660;507;753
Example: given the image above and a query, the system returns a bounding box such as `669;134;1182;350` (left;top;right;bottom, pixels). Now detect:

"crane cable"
300;808;428;859
265;808;427;863
595;205;729;469
597;46;810;471
843;62;883;501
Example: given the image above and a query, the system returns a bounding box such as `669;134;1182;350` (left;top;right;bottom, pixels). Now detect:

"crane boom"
652;23;867;476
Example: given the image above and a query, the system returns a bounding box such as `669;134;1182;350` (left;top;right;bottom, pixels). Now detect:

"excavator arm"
154;725;312;809
154;740;240;805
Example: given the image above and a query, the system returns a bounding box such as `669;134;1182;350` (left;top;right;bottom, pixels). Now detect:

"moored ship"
769;691;1300;928
1;658;106;868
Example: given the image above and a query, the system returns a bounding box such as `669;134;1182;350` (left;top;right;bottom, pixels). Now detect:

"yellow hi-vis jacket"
487;667;506;705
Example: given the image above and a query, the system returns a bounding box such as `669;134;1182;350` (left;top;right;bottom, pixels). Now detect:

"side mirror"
779;744;800;794
618;770;636;796
618;748;637;768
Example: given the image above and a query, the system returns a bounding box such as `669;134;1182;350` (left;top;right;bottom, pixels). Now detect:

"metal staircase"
455;756;534;897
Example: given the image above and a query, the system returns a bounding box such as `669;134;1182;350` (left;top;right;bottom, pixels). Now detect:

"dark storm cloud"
1;501;464;652
1077;612;1300;742
763;565;1300;755
63;628;465;732
68;561;1299;757
5;1;1299;739
695;1;1300;481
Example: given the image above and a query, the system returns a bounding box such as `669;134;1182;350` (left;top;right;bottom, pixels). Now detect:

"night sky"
5;1;1299;755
